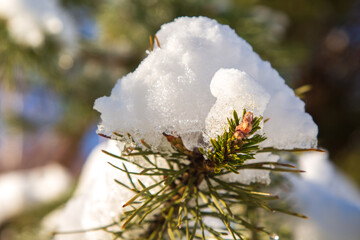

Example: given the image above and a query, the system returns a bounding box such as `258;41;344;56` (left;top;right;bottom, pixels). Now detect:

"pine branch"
57;109;312;239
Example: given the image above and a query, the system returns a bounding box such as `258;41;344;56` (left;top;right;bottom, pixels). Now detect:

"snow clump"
51;140;164;240
95;16;317;153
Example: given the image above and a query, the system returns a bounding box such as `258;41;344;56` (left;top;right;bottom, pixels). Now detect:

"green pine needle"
61;109;316;239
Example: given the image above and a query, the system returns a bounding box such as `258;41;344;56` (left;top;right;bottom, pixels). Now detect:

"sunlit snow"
95;16;317;153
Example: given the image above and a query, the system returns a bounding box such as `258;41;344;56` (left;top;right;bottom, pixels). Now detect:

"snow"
218;152;279;185
205;68;270;141
51;140;164;240
0;0;77;49
0;163;72;224
289;151;360;240
94;16;317;184
95;16;317;154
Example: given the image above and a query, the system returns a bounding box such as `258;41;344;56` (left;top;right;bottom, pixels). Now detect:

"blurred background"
0;0;359;239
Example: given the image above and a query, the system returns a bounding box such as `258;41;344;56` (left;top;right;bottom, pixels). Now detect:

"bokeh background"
0;0;359;239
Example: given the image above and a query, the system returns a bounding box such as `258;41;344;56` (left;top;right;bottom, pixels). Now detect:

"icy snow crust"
95;16;318;153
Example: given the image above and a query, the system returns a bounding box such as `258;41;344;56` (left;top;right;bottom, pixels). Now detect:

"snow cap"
94;16;318;151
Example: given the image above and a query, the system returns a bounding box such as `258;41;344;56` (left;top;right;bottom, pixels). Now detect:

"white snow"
52;140;164;240
205;68;270;141
0;163;72;224
0;0;77;49
218;152;279;185
95;16;317;154
94;16;317;184
290;151;360;240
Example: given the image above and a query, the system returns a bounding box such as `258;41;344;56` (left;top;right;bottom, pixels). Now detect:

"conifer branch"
61;109;308;239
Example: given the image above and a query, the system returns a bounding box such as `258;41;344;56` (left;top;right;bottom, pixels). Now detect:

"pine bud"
234;111;254;139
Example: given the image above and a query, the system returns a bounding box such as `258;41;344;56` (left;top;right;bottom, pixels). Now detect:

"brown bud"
238;111;253;133
234;111;254;139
